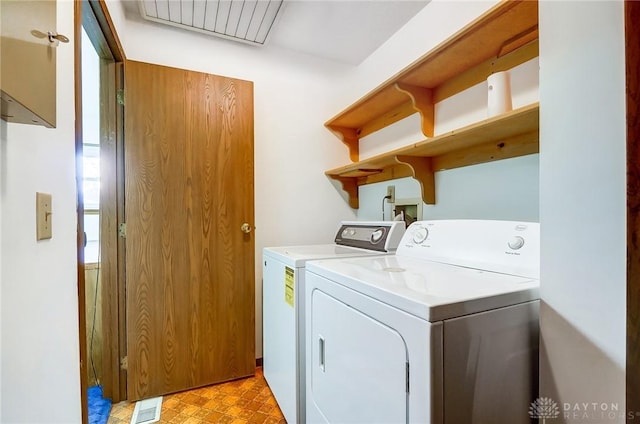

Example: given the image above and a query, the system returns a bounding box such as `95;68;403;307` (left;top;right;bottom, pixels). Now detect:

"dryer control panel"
334;221;405;252
398;220;540;279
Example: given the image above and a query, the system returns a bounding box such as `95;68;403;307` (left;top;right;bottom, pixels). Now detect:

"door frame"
73;2;87;420
86;0;128;403
75;1;126;420
626;0;640;416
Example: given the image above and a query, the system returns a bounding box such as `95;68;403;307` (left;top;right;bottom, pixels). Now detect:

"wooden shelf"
325;0;538;162
326;103;539;208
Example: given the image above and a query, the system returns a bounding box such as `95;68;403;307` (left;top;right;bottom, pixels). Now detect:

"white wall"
358;155;540;223
539;0;626;420
0;0;82;422
105;0;358;358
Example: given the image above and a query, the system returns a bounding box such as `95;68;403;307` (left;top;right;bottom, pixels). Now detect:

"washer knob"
412;227;428;244
508;236;525;250
371;228;385;243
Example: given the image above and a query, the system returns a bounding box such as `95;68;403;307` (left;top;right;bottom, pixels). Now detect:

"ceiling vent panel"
138;0;285;46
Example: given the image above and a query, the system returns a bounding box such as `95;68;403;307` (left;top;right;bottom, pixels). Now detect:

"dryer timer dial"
508;236;525;250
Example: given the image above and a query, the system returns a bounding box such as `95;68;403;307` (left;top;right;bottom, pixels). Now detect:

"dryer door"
309;289;408;423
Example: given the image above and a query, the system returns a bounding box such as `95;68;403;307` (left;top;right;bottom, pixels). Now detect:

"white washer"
305;220;540;424
263;221;406;424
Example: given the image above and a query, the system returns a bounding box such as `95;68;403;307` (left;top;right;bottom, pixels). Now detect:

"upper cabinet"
325;0;539;208
1;0;59;128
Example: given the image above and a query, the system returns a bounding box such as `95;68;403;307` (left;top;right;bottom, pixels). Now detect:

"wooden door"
124;60;255;400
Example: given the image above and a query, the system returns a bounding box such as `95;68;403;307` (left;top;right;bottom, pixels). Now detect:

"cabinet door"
0;0;57;128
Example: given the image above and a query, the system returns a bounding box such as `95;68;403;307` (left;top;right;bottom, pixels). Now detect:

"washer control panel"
334;221;406;252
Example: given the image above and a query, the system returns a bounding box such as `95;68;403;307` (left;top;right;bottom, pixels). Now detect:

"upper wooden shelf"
326;103;540;208
325;0;538;162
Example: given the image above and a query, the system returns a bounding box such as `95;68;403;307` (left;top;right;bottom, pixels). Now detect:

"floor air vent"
130;396;163;424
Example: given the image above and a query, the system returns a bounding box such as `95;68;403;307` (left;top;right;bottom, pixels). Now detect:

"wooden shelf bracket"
395;155;436;204
395;83;435;137
327;125;360;162
329;175;359;209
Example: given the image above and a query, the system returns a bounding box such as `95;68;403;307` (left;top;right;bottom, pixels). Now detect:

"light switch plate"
36;192;52;240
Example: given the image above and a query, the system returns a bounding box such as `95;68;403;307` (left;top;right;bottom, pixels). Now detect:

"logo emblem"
529;397;560;423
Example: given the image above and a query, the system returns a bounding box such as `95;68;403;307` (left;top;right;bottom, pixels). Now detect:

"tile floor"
108;367;286;424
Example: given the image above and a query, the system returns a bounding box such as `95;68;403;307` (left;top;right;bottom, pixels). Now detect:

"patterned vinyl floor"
107;367;286;424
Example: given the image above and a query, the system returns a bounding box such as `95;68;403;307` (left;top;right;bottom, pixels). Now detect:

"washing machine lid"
306;255;539;322
263;244;386;268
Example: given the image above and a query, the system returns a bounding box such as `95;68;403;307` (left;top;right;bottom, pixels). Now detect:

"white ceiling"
121;0;430;65
268;1;429;64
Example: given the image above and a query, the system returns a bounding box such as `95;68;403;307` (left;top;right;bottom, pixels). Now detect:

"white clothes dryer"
262;221;405;423
305;220;540;424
